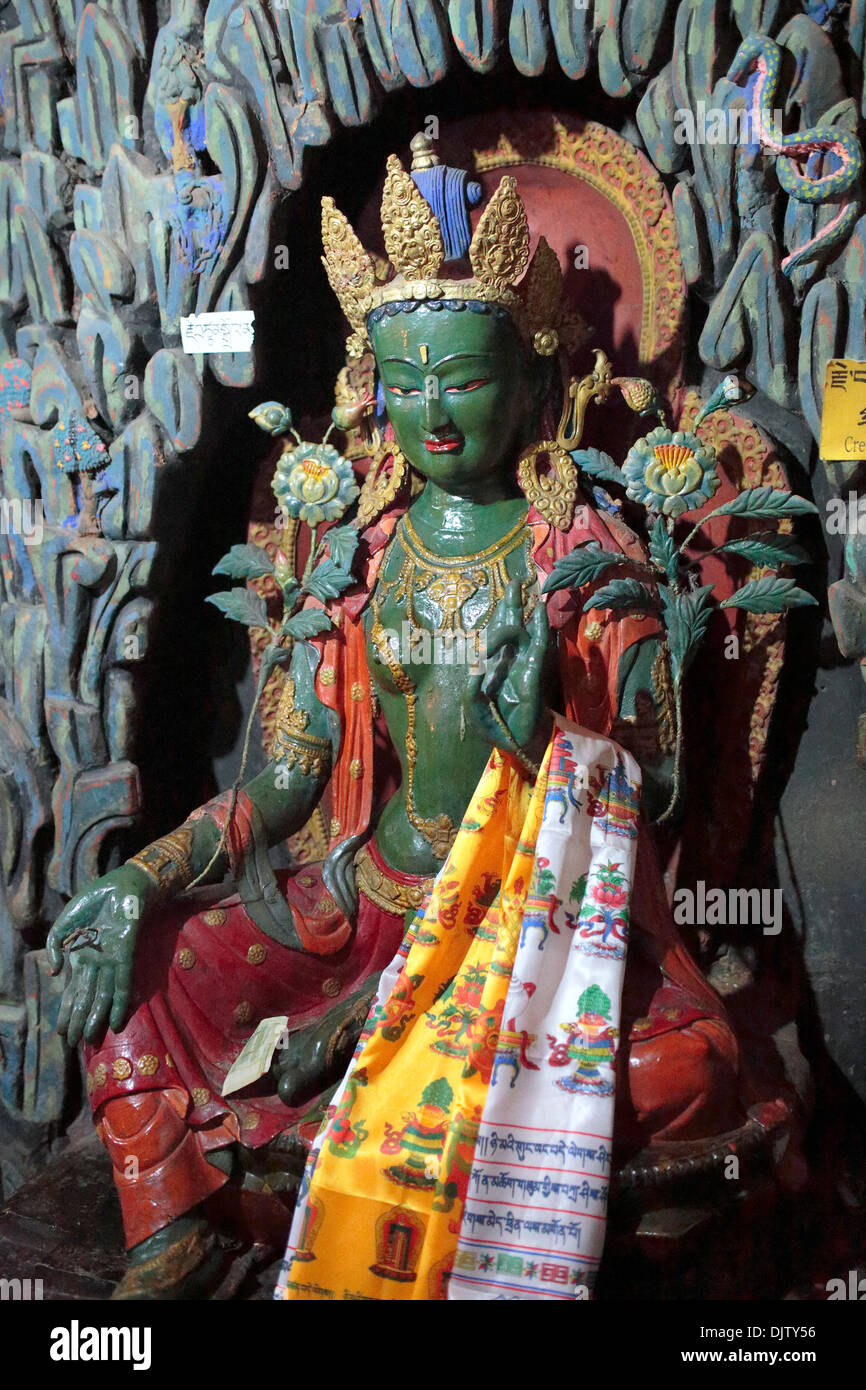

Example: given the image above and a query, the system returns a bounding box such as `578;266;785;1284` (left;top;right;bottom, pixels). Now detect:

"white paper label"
181;310;255;354
222;1014;288;1096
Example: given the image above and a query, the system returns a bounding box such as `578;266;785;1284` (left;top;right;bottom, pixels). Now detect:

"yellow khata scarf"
277;719;640;1301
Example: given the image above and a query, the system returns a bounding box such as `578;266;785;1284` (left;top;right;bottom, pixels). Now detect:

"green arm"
184;638;336;885
47;640;338;1044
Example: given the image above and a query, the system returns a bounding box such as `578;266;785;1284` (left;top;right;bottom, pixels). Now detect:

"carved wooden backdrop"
0;0;863;1193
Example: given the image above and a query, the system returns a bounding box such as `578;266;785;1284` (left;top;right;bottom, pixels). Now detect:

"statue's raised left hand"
464;579;552;770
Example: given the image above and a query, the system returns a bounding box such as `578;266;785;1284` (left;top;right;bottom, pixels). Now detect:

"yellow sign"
820;359;866;460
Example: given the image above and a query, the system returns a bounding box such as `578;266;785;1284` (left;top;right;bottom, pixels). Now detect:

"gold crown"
321;153;567;359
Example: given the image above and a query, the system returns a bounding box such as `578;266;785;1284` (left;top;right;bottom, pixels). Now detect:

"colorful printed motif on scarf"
276;718;641;1301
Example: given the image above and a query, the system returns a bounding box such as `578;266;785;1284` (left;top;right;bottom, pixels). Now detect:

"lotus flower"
622;427;720;519
272;441;359;527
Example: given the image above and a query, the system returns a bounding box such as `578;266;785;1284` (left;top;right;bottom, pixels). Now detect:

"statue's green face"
369;305;535;488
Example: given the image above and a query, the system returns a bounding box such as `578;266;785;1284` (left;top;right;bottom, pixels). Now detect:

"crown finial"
409;131;439;171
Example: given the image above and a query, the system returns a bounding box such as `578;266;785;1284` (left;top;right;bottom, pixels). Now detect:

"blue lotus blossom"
622;427;720;519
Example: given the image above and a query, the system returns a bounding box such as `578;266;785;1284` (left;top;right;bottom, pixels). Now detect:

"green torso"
364;493;542;877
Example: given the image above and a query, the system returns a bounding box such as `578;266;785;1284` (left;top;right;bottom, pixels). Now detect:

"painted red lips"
424;437;462;453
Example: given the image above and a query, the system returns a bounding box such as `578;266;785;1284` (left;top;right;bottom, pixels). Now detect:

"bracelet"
127;827;194;893
272;724;332;778
272;676;332;777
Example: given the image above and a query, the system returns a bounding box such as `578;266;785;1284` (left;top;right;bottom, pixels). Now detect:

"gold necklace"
370;597;458;860
369;511;538;860
377;509;533;638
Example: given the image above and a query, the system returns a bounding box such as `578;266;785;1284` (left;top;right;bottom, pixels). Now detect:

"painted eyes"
385;378;491;397
451;378;490;393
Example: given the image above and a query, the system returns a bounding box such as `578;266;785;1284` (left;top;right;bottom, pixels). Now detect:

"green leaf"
282;608;333;640
277;577;300;607
325;525;360;572
305;557;355;602
571;447;626;487
720;578;818;613
649;516;678;582
583;577;658;613
206;589;270;630
569;874;587;904
212;543;274;581
714;487;818;520
262;643;294;672
662;585;715;685
542;545;628;594
716;532;809;567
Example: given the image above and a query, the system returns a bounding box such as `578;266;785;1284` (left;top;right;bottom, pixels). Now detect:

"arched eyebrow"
380;352;497;371
433;351;497;370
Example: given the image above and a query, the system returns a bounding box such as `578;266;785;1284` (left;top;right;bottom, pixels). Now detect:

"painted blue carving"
58;5;143;173
73;184;104;232
50;411;110;475
803;1;845;28
509;0;549;78
152;28;209;165
100;148;158;309
206;0;332;190
0;357;31;419
169;171;230;275
49;411;110;530
411;162;482;262
549;0;594;80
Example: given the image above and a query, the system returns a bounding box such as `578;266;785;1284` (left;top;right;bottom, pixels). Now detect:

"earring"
517;440;578;531
355;439;410;528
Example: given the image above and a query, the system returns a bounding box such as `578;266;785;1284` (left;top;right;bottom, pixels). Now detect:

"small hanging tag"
222;1014;288;1096
181;311;255;354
